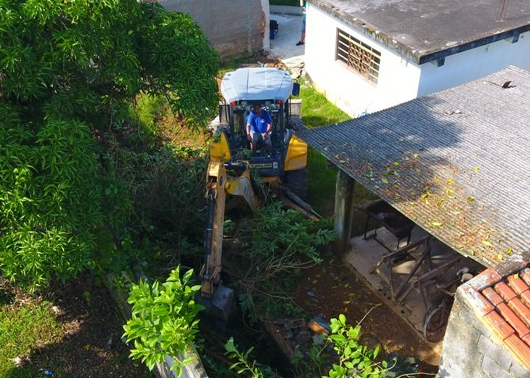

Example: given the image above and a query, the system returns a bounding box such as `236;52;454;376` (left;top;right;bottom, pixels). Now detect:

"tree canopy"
0;0;219;289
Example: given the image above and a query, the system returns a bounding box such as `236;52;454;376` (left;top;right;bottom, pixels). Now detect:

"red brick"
482;287;504;306
507;275;530;296
496;303;530;339
504;334;530;371
508;298;530;329
484;311;515;341
495;281;518;302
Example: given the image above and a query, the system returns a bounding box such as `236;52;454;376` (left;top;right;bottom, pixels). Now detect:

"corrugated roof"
311;0;530;63
298;66;530;268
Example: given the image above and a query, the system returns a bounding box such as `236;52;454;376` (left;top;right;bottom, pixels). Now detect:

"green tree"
0;0;219;289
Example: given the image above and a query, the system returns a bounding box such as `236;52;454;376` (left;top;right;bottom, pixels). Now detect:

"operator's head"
253;103;262;115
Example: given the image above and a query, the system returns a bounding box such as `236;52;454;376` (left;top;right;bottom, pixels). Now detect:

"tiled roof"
461;255;530;371
312;0;530;64
297;66;530;268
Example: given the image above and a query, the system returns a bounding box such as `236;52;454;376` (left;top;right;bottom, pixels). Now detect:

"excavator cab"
214;67;308;199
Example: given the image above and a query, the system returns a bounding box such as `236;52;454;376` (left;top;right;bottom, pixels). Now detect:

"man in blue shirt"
246;104;272;152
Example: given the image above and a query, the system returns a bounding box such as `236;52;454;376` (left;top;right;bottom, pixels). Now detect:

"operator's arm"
264;110;272;136
246;113;253;140
246;122;251;136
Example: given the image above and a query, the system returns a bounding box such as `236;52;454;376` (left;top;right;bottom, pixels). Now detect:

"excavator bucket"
200;285;236;322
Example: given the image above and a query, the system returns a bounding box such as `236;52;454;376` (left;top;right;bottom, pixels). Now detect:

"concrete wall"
418;32;530;96
157;0;270;58
437;290;528;378
305;3;530;118
304;4;421;118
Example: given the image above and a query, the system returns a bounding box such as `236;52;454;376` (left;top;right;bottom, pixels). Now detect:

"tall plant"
324;315;387;378
122;266;203;375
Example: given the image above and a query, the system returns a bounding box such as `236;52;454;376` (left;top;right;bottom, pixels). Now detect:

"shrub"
122;266;203;375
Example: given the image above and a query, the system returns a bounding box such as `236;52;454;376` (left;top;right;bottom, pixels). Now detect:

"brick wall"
437;287;528;377
157;0;269;58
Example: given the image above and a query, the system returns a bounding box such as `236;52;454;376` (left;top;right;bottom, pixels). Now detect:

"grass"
298;80;379;231
298;81;350;216
0;296;63;377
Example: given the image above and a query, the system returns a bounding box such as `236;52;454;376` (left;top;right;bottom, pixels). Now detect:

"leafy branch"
122;266;203;375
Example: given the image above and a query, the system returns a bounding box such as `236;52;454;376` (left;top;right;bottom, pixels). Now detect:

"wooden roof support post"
333;169;356;253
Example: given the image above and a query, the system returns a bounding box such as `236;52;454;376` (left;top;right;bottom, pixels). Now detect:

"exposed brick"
481;354;510;378
509;357;530;377
504;334;530;371
496;303;530;338
478;334;513;370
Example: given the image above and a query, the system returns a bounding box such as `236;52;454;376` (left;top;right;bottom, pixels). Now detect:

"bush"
225;202;335;320
122;266;203;375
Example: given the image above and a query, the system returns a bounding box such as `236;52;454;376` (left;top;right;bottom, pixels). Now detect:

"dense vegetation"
0;0;218;290
0;1;382;376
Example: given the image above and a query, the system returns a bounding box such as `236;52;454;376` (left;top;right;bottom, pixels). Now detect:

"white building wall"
306;4;530;118
418;32;530;96
305;5;421;118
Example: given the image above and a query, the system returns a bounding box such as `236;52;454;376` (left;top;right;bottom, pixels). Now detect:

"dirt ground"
4;274;150;378
292;254;441;372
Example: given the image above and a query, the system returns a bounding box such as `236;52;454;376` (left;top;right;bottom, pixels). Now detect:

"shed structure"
297;65;530;376
304;0;530;117
298;65;530;268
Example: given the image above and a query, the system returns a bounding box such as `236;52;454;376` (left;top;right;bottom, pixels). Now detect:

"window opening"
336;29;381;84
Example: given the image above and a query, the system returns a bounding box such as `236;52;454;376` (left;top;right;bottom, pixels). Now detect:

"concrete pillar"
333;169;356;253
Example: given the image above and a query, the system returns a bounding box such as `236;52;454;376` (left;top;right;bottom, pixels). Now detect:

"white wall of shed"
304;4;421;117
305;4;530;118
418;32;530;96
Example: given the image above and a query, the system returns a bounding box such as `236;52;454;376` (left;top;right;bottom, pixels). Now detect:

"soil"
292;254;441;373
6;273;151;378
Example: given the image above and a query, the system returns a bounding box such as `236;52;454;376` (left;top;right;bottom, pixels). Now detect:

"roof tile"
483;311;515;341
460;285;494;317
495;282;517;302
521;269;530;286
522;333;530;349
507;275;530;296
504;335;530;371
482;287;504;306
496;303;530;339
521;292;530;309
508;298;530;329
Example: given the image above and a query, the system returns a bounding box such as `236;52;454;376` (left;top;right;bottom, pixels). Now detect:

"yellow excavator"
199;67;311;320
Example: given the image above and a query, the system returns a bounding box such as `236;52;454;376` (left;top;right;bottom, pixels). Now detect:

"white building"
304;0;530;117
